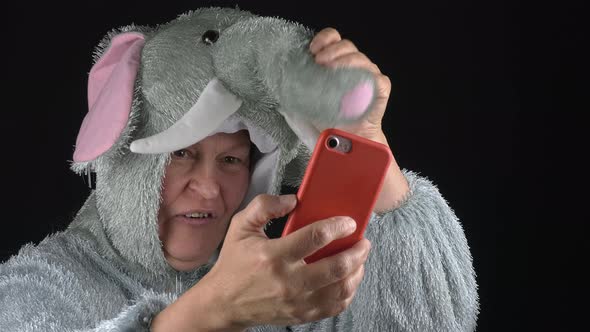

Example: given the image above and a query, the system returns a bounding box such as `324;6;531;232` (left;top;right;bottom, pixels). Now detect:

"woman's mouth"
175;211;218;226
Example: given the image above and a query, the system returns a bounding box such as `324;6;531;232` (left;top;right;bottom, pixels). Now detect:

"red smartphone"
281;128;393;263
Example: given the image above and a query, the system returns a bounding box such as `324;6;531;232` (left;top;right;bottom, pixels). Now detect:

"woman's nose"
187;168;221;200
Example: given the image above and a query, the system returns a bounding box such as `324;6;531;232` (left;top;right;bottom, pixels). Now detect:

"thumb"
231;194;297;238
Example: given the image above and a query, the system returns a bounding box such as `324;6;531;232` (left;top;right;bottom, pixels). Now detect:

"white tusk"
130;78;242;154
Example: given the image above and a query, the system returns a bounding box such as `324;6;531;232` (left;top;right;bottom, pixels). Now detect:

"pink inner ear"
73;32;145;163
339;81;374;119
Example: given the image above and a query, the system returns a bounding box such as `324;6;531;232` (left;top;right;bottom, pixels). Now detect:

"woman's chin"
163;247;215;271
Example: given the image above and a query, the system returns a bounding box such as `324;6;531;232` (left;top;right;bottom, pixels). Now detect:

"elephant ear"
73;32;146;163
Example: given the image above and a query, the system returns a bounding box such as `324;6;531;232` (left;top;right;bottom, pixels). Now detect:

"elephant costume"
0;7;478;331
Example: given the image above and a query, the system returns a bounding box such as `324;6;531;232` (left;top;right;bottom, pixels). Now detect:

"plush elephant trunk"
129;15;378;155
213;17;378;129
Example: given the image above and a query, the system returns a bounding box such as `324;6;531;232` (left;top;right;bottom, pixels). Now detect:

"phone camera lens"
327;137;339;149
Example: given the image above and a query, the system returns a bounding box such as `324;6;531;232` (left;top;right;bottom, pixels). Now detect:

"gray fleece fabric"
0;6;478;332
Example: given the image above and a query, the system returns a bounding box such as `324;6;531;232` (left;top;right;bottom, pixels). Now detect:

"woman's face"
158;130;251;271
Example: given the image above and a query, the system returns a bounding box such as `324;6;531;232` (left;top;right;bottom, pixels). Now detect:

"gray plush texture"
0;6;479;331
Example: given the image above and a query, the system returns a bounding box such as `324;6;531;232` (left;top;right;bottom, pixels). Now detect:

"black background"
1;0;586;330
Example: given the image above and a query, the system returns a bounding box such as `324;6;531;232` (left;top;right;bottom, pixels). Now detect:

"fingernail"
309;40;317;53
341;217;356;231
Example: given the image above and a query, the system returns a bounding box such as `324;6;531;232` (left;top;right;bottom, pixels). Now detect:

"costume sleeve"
290;169;479;332
87;291;176;331
0;234;176;332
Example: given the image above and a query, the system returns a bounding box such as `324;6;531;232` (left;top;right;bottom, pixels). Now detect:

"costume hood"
69;7;378;278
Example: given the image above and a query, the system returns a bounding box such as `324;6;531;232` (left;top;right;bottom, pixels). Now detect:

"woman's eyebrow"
224;141;251;151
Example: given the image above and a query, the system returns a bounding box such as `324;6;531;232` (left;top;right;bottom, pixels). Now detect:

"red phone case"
281;128;393;263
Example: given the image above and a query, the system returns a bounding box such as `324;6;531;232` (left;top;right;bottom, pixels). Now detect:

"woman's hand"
152;194;371;331
310;27;390;141
203;194;371;329
311;28;410;212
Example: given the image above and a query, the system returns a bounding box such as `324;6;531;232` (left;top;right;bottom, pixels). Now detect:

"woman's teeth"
185;213;211;218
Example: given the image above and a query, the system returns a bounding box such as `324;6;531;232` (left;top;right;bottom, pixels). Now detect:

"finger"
232;194;297;236
375;73;392;100
298;238;371;291
276;216;357;262
309;262;365;307
314;39;359;65
309;27;342;54
302;262;367;320
325;52;381;75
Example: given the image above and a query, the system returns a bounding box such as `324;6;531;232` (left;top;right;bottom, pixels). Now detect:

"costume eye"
202;30;219;45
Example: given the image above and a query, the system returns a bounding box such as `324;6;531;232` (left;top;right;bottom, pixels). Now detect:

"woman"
0;7;478;332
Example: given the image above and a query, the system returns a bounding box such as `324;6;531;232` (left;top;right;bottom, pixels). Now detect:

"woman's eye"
172;150;189;158
224;156;241;164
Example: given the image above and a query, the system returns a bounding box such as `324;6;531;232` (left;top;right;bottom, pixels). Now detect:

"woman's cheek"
222;169;250;208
